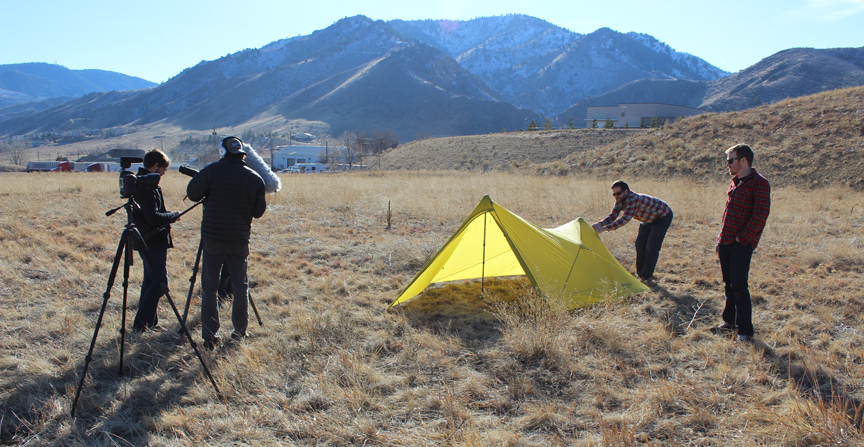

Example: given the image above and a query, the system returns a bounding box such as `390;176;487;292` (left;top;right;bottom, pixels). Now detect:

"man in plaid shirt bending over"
592;180;673;282
712;143;770;343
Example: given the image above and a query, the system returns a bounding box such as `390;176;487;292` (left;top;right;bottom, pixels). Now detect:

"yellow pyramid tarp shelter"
389;195;649;309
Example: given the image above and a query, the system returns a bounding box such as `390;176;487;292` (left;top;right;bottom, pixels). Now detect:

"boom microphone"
178;165;199;177
242;143;282;193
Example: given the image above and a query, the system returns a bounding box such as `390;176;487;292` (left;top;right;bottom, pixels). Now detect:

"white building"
586;103;705;128
272;145;347;170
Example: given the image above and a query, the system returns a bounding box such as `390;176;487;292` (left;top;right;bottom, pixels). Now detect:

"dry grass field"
2;171;864;446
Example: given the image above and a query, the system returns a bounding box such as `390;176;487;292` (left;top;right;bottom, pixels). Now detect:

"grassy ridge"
1;172;863;445
381;85;864;189
550;85;864;189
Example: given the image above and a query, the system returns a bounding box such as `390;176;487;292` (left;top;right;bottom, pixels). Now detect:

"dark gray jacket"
186;156;266;245
132;167;175;251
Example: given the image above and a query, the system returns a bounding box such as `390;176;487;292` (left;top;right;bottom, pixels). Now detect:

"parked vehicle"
292;163;331;173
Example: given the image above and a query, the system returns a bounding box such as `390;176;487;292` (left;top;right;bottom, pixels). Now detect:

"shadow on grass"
1;305;221;445
646;281;723;336
757;340;864;431
649;281;864;434
398;277;534;345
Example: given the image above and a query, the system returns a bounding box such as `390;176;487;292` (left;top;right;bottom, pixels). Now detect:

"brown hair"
725;143;754;166
143;149;170;169
611;180;630;191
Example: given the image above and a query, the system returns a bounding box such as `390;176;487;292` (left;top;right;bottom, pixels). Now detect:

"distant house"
272;145;345;170
290;133;317;143
586;103;705;128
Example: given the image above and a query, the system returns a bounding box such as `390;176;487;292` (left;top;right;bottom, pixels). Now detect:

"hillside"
550;84;864;189
558;46;864;126
702;47;864;111
390;18;726;116
0;17;540;142
0;63;156;105
2;19;860;144
382;85;864;189
380;129;638;171
274;43;541;138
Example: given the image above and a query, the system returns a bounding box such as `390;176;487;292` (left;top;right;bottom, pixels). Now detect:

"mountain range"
557;46;864;125
1;15;862;141
0;63;155;107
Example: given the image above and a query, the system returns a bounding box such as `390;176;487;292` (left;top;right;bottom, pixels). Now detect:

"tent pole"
481;214;487;295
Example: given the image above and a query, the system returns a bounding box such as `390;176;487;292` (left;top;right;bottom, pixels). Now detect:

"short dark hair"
611;180;629;191
143;149;170;169
726;144;754;166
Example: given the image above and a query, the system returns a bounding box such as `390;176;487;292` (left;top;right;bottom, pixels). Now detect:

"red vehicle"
50;161;72;172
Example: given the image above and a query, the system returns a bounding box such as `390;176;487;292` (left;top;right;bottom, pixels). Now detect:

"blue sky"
2;0;862;83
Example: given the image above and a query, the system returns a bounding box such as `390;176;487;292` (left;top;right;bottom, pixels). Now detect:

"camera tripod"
70;196;220;418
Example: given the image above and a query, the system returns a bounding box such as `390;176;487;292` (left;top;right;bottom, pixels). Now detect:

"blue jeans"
718;241;755;337
634;211;673;279
133;248;168;330
200;238;249;340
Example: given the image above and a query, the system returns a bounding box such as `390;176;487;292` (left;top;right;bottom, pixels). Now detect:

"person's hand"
171;211;181;223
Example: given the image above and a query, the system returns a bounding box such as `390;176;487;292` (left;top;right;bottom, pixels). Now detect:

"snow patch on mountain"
627;32;728;80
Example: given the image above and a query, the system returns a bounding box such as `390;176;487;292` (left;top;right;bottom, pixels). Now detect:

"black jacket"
132;167;175;251
186;156;266;245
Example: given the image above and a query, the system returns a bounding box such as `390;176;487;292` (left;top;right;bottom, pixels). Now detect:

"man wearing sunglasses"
592;180;673;282
713;143;771;343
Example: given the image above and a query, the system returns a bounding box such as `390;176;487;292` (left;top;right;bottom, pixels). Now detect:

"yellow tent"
389;195;649;309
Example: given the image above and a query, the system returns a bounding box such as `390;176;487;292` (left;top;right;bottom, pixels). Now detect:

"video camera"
118;156;160;199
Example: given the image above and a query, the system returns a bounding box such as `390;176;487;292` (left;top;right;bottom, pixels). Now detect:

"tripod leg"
72;232;127;418
180;240;204;334
248;292;263;326
160;284;221;396
118;227;135;376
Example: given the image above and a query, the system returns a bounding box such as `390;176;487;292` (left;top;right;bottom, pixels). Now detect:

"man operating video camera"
186;136;266;350
131;149;181;332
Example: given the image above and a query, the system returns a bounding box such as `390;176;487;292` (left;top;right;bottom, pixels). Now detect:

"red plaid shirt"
718;169;771;248
595;191;672;231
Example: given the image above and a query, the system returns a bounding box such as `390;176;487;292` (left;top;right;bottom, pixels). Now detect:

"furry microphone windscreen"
243;144;282;193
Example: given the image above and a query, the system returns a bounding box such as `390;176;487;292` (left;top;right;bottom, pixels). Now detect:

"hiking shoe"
736;334;753;343
202;336;222;351
230;331;250;341
710;323;736;334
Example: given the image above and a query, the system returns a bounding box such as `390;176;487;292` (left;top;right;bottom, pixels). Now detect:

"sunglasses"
726;157;741;164
612;191;625;197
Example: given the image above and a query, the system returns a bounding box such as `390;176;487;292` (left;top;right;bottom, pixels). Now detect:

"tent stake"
386;200;391;229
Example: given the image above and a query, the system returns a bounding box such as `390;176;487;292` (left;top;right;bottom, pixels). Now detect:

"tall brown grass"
1;171;863;445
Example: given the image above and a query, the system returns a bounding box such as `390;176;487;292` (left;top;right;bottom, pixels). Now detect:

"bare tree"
197;145;221;166
341;130;369;169
1;140;29;166
370;130;398;154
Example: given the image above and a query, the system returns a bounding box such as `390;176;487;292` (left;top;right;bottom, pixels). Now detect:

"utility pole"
269;138;274;171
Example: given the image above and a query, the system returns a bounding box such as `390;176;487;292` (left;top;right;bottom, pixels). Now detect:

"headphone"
221;136;243;151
